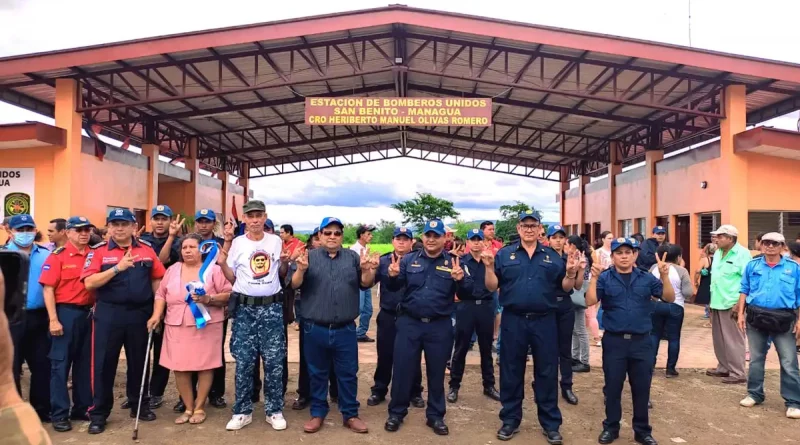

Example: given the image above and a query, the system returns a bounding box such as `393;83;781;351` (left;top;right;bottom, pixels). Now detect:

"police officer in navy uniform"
367;227;424;408
81;208;166;434
384;219;473;436
586;237;674;445
487;210;581;444
447;228;501;403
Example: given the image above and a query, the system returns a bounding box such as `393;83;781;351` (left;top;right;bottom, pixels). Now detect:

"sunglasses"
322;230;343;237
73;227;93;233
762;240;782;247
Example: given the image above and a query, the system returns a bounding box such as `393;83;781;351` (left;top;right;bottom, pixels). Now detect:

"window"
619;220;632;237
635;218;646;236
698;212;721;247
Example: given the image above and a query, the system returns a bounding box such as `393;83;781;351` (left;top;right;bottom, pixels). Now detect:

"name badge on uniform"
436;266;453;272
510;253;516;260
411;262;422;268
544;255;552;264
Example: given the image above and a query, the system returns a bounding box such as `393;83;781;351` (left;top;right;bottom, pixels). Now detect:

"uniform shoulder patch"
52;246;66;255
90;241;107;249
137;237;152;247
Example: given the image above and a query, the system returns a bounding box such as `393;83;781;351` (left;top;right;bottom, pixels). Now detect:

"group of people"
4;201;800;445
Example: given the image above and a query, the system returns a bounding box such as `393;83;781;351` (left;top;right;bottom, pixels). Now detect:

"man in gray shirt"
290;217;378;435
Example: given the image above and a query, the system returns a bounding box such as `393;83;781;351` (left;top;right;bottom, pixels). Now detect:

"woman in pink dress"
147;233;231;425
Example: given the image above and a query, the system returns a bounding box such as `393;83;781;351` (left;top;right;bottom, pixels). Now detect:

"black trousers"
372;309;423;398
602;332;653;436
297;316;338;399
556;303;575;390
11;308;51;419
449;301;495;390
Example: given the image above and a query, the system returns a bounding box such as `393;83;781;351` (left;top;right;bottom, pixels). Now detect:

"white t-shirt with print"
227;233;283;296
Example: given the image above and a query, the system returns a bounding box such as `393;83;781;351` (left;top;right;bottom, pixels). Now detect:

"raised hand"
590;261;602;278
136;225;146;238
223;217;236;241
480;248;495;267
290;245;305;261
566;250;581;274
169;215;185;237
451;256;465;281
360;248;377;270
295;249;309;272
656;251;670;276
388;253;400;277
280;248;291;264
117;247;139;271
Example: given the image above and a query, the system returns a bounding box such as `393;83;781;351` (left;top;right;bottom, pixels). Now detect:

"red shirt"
39;242;94;306
283;237;303;255
80;238;166;306
488;239;503;255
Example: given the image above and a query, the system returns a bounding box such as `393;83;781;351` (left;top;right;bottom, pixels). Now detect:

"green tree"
390;192;459;231
373;219;397;244
453;219;479;239
342;223;358;245
495;202;543;241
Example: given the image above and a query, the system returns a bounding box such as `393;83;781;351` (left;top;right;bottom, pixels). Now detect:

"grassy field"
344;243;393;254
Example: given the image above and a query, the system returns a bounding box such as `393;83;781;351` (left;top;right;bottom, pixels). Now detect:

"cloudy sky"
1;0;798;229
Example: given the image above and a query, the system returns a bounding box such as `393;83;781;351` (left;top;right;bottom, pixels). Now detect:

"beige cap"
762;232;786;243
710;224;738;237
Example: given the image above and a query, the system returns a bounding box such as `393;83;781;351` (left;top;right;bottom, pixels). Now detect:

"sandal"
175;411;193;425
189;409;206;424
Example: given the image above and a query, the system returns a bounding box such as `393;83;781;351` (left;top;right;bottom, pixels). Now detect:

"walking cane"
133;329;154;441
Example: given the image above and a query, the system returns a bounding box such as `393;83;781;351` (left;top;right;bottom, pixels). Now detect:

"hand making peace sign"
295;248;310;271
388;253;401;277
223;217;236;241
480;248;495;267
566;250;582;274
169;215;185;237
450;256;465;281
360;247;379;270
656;251;670;276
117;247;139;272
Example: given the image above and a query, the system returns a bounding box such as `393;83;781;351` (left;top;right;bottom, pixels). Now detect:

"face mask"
13;232;35;247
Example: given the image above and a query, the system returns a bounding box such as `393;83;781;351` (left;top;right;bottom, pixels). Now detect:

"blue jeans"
357;288;373;338
303;321;360;420
650;303;684;370
746;323;800;408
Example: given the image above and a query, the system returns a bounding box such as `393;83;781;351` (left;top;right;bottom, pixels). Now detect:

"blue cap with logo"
151;205;173;218
611;237;637;252
393;227;413;238
518;209;540;222
8;214;35;229
466;228;484;240
423;219;446;236
66;216;94;230
652;225;666;234
195;209;216;222
547;224;566;238
107;208;136;224
319;217;344;230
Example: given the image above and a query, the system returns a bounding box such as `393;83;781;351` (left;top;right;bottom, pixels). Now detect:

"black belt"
311;320;352;330
604;331;648;340
57;303;92;311
234;291;283;306
460;299;493;305
507;309;550;320
403;313;448;323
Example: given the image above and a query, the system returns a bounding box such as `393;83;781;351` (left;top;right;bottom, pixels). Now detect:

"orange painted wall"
0;147;57;225
746;153;800;211
563;196;580;225
583;187;608;225
197;185;222;214
158;182;192;217
655;158;723;216
615;177;648;221
78;153;148;225
225;190;246;220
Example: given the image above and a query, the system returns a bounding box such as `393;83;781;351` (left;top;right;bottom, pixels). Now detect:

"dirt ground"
22;361;798;445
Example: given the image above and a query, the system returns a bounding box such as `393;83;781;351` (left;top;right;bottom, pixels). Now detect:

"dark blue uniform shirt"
494;242;566;313
389;249;474;319
376;252;406;311
457;253;492;301
139;232;180;267
595;267;663;335
554;251;574;310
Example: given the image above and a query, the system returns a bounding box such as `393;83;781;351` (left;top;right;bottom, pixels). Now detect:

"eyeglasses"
762;240;782;247
322;230;343;237
519;224;540;231
73;227;92;233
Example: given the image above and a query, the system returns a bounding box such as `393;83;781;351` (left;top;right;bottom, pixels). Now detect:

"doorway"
675;215;691;272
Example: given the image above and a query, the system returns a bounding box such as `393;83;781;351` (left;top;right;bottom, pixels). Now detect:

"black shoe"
634;434;658;445
330;396;338;404
52;419;72;432
572;363;591;373
426;418;449;436
173;400;186;413
411;396;425;408
367;394;385;406
446;388;458;403
562;388;579;405
484;386;501;401
209;396;227;408
598;429;619;444
665;369;679;378
497;424;519;441
70;411;90;421
130;409;157;421
384;416;402;432
120;399;131;410
357;335;375;343
88;421;105;434
543;430;563;445
292;397;309;410
38;413;51;423
149;395;164;409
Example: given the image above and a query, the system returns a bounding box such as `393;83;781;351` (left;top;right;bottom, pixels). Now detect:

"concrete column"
577;175;589;235
559;166;569;226
53;79;83;220
719;84;748;244
219;171;230;222
644;149;664;232
182;137;200;217
606;141;622;233
141;144;159;231
240;161;250;201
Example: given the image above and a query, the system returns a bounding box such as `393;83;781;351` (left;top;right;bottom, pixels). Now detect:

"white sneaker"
226;414;253;431
740;396;757;407
787;407;800;419
267;412;287;430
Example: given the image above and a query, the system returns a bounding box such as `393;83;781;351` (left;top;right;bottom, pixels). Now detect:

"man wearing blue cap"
487;210;581;444
637;226;667;271
39;216;96;432
587;238;674;445
5;214;52;422
384;219;473;436
448;228;501;404
81;207;166;434
367;227;424;409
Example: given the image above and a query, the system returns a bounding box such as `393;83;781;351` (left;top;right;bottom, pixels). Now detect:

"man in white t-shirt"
219;200;289;432
351;224;376;342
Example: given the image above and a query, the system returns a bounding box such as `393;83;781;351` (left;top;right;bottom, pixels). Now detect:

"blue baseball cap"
66;216;94;230
265;218;274;230
393;227;413;238
547;224;566;238
652;225;666;234
319;217;344;230
423;219;446;236
195;209;217;222
611;237;636;252
151;205;173;218
311;227;320;236
466;228;484;240
107;208;136;223
8;214;35;229
518;209;540;222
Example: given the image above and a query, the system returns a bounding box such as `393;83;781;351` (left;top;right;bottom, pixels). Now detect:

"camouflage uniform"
1;403;52;445
230;303;286;415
